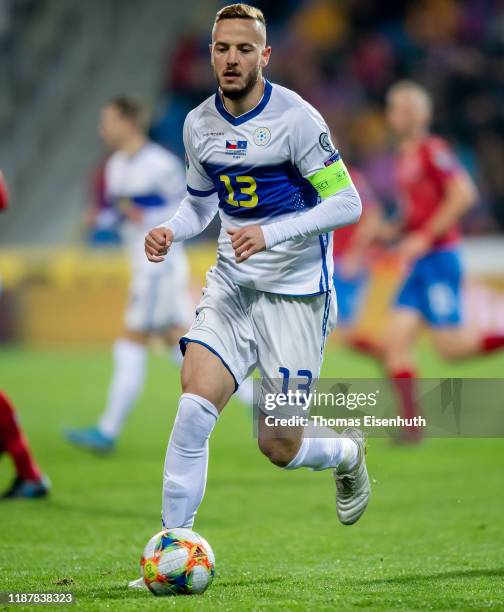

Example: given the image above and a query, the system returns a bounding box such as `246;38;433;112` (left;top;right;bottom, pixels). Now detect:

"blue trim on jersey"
130;193;166;208
320;290;331;358
214;79;273;126
187;184;217;197
272;289;327;298
203;161;318;218
318;234;329;292
179;337;239;392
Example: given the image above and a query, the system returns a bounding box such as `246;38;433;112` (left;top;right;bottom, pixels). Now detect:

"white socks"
285;426;358;472
98;339;147;439
162;393;219;529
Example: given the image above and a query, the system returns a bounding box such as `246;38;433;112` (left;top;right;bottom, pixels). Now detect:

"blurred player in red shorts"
0;172;49;498
0;391;50;499
332;166;383;356
384;81;504;441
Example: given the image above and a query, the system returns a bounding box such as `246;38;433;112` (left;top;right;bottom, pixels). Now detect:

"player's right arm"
144;114;219;263
144;191;219;262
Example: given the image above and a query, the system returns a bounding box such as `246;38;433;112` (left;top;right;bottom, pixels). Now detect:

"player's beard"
216;65;260;101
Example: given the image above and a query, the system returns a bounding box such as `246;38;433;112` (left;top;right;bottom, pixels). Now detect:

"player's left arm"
229;107;361;263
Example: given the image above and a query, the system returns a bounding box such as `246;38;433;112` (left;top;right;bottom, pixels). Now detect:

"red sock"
349;336;384;361
0;391;41;481
390;369;422;442
480;335;504;354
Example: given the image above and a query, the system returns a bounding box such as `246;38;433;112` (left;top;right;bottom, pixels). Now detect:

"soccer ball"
140;528;215;595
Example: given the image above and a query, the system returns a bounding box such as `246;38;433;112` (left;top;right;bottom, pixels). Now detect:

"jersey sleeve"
426;138;464;187
290;103;354;200
157;153;187;204
183;114;217;197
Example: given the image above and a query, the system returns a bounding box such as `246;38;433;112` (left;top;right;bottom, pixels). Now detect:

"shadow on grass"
84;578;286;601
359;568;504;586
49;500;160;521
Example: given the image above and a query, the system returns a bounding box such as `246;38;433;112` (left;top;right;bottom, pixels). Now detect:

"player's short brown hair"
215;3;266;27
108;96;145;126
387;80;432;103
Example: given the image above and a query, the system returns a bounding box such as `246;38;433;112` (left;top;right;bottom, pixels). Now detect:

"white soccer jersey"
105;141;187;275
184;80;344;296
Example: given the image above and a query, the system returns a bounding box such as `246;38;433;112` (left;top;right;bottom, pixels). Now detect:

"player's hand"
398;231;431;265
227;225;266;263
145;227;173;263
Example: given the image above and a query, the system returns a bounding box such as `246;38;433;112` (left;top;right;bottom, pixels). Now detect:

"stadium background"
1;0;504;345
1;1;504;609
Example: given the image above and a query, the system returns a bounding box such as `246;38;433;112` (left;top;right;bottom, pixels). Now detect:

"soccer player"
0;392;50;499
332;166;383;356
141;2;370;564
384;81;504;441
65;98;193;453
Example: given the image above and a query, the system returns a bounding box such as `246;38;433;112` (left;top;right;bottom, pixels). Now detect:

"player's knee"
258;438;298;467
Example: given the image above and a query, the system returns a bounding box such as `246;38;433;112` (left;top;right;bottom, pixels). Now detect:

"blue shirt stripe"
187;185;217;197
203;161;318;218
130;193;166;208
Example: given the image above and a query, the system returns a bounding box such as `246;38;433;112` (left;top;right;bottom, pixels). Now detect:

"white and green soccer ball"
141;528;215;596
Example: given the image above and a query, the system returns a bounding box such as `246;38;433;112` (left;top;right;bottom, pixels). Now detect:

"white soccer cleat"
128;577;147;590
334;428;370;525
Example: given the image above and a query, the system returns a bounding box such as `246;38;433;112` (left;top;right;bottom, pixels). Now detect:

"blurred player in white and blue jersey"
136;6;370;582
66;97;192;453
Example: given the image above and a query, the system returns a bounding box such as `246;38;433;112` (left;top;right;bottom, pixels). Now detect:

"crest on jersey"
253;127;271;146
319;132;335;153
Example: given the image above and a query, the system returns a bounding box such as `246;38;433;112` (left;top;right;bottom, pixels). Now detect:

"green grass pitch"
0;345;503;610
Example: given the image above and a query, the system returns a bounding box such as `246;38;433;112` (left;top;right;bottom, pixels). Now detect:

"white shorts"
125;269;193;334
180;266;337;391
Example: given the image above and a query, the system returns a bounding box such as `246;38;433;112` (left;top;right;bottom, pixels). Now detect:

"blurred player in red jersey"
0;174;49;498
384;81;504;441
332;166;383;357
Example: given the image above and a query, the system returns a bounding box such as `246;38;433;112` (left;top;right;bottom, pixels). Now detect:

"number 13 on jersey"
219;174;258;208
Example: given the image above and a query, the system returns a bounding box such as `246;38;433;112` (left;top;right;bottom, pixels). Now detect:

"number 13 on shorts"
279;367;313;394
